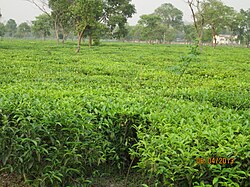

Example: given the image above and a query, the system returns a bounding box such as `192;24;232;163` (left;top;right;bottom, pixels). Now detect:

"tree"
32;14;52;40
27;0;135;51
231;9;250;47
16;22;31;38
0;9;3;38
125;25;144;41
27;0;74;44
154;3;183;30
105;0;136;40
154;3;183;43
70;0;135;52
5;19;17;37
25;0;50;14
164;27;176;43
186;0;205;51
138;14;164;43
136;3;183;44
85;22;108;45
184;24;196;43
70;0;103;52
0;23;5;38
201;0;236;47
240;9;250;47
48;0;73;44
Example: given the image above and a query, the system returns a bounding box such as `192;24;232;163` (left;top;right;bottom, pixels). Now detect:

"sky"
0;0;250;25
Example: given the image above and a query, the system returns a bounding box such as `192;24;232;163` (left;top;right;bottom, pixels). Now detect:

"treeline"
0;0;136;52
124;1;250;47
0;0;250;48
0;18;47;39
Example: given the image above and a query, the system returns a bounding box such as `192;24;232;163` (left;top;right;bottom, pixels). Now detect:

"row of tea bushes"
0;40;249;186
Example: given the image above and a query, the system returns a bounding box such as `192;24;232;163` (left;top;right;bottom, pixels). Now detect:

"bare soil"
0;173;29;187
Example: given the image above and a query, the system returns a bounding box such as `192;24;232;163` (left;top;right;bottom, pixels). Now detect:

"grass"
0;40;249;186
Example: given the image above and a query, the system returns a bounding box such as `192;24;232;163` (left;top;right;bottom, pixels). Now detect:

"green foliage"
154;3;183;30
15;22;31;38
138;14;163;42
105;0;136;39
202;0;236;40
0;23;5;37
5;19;17;37
134;3;184;43
184;24;196;43
32;14;52;40
0;40;249;186
49;0;73;42
71;0;103;32
232;9;250;47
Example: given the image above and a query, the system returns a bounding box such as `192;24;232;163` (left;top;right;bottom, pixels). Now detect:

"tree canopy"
201;0;236;46
3;0;249;48
32;14;52;40
231;9;250;47
154;3;183;30
5;19;17;37
45;0;135;51
0;23;5;37
16;22;31;38
133;3;183;43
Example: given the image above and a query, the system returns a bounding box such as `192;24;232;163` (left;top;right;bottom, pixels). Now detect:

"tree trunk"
62;28;65;45
188;0;204;52
89;34;92;47
213;35;217;48
54;19;59;45
212;27;217;48
62;36;65;45
59;22;66;45
76;31;84;53
246;39;250;48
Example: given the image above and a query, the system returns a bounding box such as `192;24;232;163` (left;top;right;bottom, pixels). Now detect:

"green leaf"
213;177;219;185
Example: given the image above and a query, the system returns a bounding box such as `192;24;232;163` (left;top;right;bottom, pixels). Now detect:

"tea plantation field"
0;40;249;186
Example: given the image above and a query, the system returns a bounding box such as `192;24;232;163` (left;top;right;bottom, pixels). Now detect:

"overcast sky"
0;0;250;25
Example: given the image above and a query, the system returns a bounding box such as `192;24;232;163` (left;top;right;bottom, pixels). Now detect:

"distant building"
214;34;239;45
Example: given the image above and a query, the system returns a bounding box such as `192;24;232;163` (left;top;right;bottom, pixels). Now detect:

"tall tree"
70;0;135;52
32;14;52;40
125;25;144;41
201;0;236;47
16;22;31;38
0;6;3;37
184;24;196;43
70;0;103;52
105;0;136;40
48;0;73;44
154;3;183;43
27;0;135;51
231;9;250;47
186;0;205;51
138;14;165;43
0;23;5;38
5;19;17;37
154;3;183;30
26;0;67;44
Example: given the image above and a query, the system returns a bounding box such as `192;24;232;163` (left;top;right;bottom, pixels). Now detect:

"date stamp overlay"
196;157;234;165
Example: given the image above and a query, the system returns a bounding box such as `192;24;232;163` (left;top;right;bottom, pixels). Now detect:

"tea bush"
0;40;249;186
